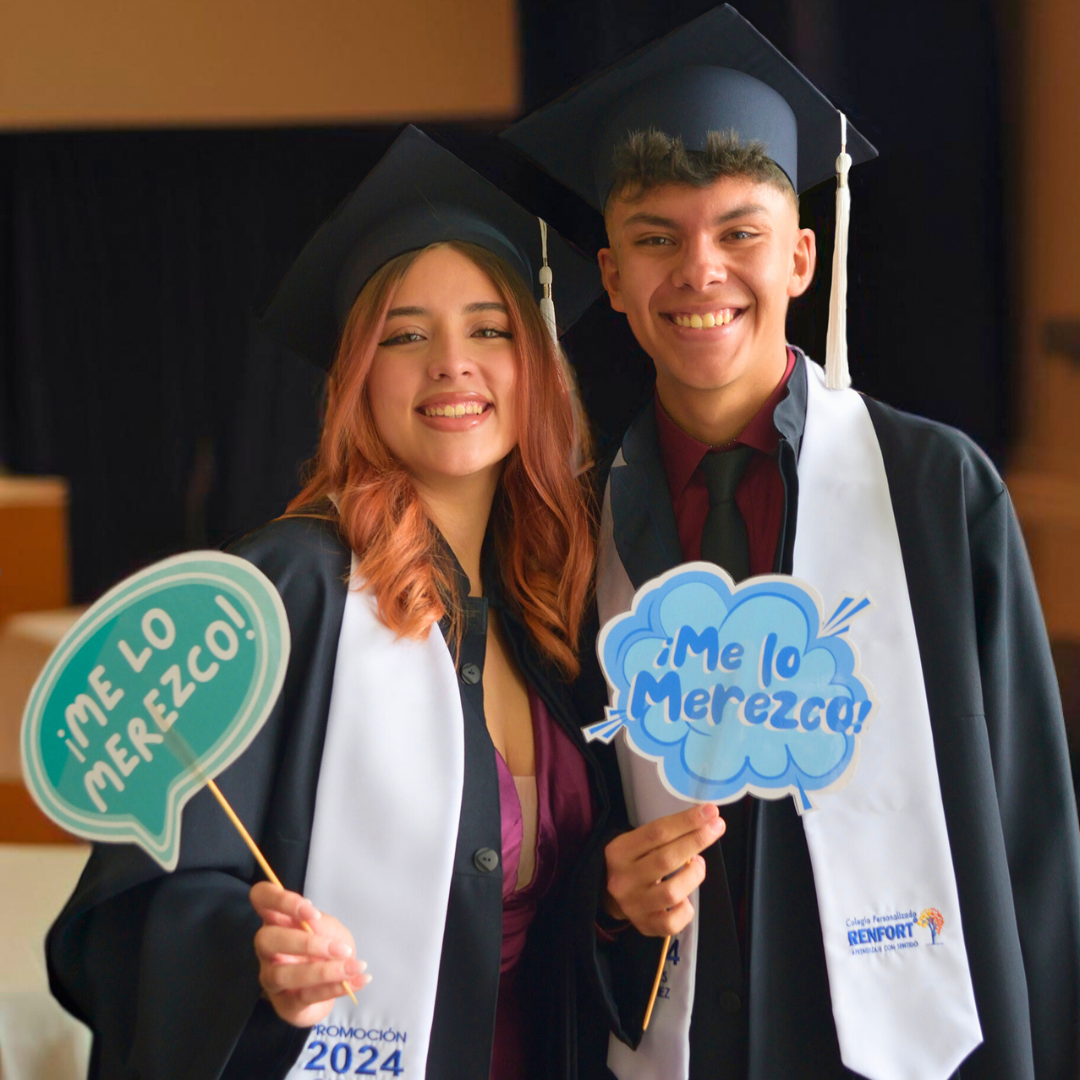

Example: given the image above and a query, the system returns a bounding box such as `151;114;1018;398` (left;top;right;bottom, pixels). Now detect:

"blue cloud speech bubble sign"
21;552;289;868
585;564;876;813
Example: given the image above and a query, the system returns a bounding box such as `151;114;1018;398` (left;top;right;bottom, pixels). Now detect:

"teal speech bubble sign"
20;552;290;870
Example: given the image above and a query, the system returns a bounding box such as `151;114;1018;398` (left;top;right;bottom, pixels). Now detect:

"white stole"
602;358;982;1080
284;580;464;1079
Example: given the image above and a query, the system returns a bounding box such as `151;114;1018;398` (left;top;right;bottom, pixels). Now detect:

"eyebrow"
464;301;508;314
385;301;508;318
622;203;770;230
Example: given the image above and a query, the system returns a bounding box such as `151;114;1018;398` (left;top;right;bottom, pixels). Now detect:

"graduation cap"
501;4;878;390
261;125;602;370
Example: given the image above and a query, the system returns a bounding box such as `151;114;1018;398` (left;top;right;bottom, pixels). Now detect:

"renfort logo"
845;907;945;955
916;907;945;945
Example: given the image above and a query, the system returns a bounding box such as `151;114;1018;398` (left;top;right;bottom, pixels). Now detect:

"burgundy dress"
489;687;594;1079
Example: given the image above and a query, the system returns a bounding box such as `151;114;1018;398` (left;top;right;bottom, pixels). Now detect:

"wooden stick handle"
205;779;358;1005
206;779;279;883
641;934;670;1032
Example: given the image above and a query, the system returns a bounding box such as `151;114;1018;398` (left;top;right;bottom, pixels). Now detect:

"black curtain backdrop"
0;0;1008;605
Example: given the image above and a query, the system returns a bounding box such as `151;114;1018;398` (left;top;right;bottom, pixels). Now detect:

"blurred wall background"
0;0;519;127
1;0;1077;779
1005;0;1080;737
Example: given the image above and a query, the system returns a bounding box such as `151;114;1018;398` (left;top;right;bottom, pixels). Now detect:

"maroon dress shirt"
654;348;796;574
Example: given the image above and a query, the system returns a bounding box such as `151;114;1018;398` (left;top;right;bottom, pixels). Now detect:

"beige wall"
1009;0;1080;640
0;0;519;129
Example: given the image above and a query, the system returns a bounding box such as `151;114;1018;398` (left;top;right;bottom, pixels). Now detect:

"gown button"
473;847;500;873
719;990;742;1014
460;663;482;685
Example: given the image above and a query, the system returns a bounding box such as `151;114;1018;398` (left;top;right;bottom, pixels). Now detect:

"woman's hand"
603;804;725;937
250;882;369;1028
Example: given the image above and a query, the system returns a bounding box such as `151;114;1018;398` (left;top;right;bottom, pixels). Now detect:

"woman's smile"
417;392;494;426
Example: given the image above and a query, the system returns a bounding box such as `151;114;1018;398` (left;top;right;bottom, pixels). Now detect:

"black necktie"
689;445;755;1080
698;446;755;578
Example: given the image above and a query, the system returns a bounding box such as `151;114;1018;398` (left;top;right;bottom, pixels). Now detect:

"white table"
0;844;92;1080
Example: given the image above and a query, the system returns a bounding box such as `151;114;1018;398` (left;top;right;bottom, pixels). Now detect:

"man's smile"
662;307;744;329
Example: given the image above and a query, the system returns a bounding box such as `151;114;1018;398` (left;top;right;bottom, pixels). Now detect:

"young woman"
47;128;616;1080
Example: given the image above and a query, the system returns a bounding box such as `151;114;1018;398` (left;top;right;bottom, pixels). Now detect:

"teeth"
673;309;737;328
423;402;486;417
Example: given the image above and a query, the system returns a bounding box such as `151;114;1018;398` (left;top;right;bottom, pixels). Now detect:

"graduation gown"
46;516;617;1080
585;355;1080;1080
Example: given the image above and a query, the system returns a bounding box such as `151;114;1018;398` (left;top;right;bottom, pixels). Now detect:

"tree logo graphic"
917;908;944;945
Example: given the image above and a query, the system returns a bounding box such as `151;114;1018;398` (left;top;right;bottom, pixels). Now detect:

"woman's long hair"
286;240;595;678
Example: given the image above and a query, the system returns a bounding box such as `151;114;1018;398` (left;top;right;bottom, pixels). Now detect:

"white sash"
602;358;982;1080
285;582;464;1080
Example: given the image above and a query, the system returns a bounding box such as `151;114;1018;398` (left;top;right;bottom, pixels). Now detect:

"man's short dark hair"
606;129;798;214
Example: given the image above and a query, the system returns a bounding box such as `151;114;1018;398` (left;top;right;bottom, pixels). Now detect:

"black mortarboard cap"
261;125;602;369
501;4;877;210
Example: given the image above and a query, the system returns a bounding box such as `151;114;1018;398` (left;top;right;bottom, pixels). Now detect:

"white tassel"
825;113;853;390
538;217;558;345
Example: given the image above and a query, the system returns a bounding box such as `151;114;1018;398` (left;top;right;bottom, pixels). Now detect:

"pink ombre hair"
286;241;595;676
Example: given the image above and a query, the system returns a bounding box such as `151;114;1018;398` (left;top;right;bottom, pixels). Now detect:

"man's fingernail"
329;941;352;958
345;959;361;977
698;803;717;821
358;960;368;973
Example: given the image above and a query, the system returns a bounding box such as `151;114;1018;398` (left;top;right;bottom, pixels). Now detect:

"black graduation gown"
583;355;1080;1080
46;516;616;1080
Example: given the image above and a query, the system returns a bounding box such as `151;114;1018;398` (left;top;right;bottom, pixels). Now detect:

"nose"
426;331;475;381
672;233;727;293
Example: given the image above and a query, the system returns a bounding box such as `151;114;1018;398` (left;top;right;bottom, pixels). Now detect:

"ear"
787;227;817;299
597;247;628;313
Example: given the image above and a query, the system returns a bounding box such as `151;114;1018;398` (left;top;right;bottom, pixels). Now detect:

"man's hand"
604;804;725;937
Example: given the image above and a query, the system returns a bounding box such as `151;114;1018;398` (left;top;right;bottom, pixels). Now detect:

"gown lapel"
610;404;684;589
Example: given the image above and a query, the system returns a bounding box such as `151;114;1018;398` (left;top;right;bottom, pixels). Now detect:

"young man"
504;7;1080;1080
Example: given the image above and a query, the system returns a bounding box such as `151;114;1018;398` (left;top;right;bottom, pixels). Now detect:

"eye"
472;326;513;339
726;229;758;241
635;235;675;247
378;329;425;346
